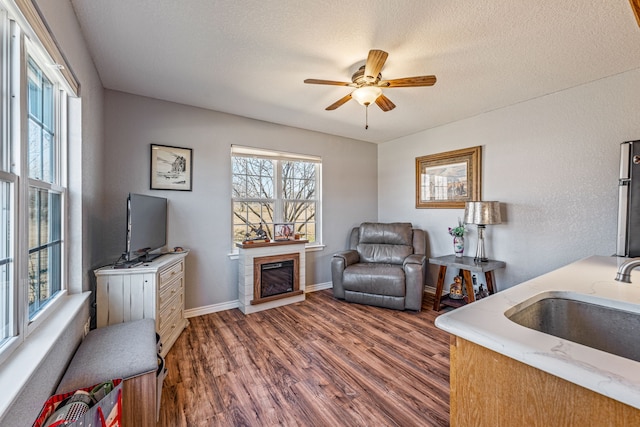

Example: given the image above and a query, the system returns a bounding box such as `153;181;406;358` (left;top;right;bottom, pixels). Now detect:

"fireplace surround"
253;253;302;304
236;240;307;314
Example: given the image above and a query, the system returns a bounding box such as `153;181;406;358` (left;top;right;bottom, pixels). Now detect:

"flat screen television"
125;193;167;262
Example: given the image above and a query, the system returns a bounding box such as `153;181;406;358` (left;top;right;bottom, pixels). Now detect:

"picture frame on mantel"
274;223;294;241
415;146;481;209
150;144;193;191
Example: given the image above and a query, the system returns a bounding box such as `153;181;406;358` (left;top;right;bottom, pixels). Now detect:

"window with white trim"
231;146;321;246
0;6;70;360
27;57;64;319
0;14;16;350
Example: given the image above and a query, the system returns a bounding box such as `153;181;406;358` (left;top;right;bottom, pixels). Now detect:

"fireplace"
236;240;306;314
260;260;294;298
252;253;302;305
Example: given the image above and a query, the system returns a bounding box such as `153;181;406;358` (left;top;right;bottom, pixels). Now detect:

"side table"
430;255;506;311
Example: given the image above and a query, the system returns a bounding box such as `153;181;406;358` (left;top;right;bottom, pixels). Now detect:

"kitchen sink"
505;294;640;362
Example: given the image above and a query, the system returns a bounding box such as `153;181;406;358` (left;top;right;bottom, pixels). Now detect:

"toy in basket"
33;379;122;427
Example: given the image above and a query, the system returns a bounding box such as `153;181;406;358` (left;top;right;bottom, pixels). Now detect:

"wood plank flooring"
159;290;451;426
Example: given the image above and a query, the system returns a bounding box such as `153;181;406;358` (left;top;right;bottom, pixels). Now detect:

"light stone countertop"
434;255;640;410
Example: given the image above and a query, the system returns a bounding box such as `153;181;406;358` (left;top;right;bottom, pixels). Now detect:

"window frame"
22;39;68;335
230;146;322;250
0;8;70;364
0;171;16;355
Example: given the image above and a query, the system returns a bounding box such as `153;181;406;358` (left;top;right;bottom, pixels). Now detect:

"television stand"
95;251;189;358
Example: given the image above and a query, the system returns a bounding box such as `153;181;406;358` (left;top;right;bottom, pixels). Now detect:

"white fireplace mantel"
236;240;306;314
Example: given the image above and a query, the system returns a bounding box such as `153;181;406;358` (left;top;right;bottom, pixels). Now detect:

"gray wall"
35;0;106;293
1;1;105;424
102;90;378;310
378;68;640;291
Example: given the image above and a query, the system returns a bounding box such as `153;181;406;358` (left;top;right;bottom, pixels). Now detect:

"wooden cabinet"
95;253;189;357
450;336;640;426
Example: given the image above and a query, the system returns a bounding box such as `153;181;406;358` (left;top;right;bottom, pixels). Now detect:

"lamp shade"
464;201;502;225
351;86;382;106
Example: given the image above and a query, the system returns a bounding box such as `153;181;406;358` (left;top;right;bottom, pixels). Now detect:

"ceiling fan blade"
326;93;353;110
304;78;352;86
364;49;388;82
630;0;640;27
375;94;396;112
379;75;437;88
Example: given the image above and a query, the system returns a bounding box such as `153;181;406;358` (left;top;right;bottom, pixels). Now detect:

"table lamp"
464;201;502;262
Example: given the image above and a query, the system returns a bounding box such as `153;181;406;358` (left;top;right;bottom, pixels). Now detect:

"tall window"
27;58;63;318
231;146;321;245
0;3;73;363
0;15;17;349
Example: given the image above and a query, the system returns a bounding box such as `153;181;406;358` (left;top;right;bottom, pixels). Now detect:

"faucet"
615;258;640;283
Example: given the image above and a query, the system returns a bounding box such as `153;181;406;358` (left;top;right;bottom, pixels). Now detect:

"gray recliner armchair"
331;222;427;311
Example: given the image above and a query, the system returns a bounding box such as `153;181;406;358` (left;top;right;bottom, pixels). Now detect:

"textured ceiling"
69;0;640;143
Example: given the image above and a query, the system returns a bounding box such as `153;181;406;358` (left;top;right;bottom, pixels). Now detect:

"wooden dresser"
95;252;189;357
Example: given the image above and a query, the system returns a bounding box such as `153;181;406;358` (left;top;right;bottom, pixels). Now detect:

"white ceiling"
69;0;640;144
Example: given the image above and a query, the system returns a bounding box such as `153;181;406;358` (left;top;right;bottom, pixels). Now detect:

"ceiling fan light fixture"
304;49;435;116
351;86;382;106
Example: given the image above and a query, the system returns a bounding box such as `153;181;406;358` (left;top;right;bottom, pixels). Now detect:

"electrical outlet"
83;317;90;337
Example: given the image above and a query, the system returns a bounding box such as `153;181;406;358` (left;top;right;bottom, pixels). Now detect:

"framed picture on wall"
415;146;481;208
150;144;193;191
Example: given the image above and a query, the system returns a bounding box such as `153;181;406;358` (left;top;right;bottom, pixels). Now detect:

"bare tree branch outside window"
232;155;319;244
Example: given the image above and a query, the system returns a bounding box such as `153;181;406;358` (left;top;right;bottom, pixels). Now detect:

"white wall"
103;90;378;310
379;69;640;290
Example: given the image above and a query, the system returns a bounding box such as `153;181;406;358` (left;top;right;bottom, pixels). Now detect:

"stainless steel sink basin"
505;294;640;362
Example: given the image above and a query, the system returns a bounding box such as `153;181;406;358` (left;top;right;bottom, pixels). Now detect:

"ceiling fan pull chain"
365;104;369;130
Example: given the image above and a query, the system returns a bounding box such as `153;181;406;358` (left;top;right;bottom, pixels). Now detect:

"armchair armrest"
333;250;360;267
403;254;426;311
331;250;359;300
403;254;426;267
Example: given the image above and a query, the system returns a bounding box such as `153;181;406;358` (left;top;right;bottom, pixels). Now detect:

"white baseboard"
424;285;436;295
184;281;334;318
184;283;434;318
305;281;333;293
184;300;239;318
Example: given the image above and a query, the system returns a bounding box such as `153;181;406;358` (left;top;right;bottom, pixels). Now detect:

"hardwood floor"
159;290;452;426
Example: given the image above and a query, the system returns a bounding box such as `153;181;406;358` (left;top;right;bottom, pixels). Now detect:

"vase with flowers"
448;219;466;257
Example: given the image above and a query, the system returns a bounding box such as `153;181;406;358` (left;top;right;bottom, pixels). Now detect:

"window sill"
227;243;325;259
0;292;90;418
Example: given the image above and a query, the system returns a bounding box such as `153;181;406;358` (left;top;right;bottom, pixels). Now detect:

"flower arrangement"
448;219;466;237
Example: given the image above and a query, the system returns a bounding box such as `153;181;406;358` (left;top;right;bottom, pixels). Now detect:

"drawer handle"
171;289;177;294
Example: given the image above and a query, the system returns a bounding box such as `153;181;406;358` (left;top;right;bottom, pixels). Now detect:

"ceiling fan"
304;49;436;128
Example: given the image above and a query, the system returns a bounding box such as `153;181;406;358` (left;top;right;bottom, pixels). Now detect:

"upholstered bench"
56;318;158;427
